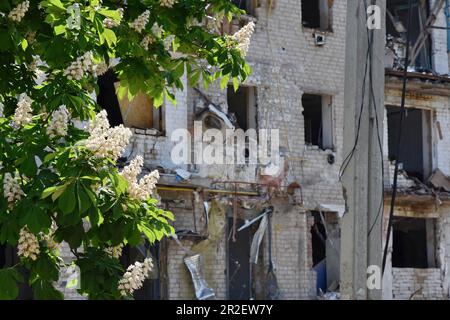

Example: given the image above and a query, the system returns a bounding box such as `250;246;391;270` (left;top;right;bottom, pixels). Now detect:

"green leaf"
20;39;28;51
220;74;230;90
103;29;117;47
76;183;91;215
54;25;66;36
51;184;67;202
188;69;201;87
88;207;104;227
0;268;22;300
48;0;65;10
232;77;239;92
23;206;51;234
98;9;121;21
58;184;76;215
32;279;64;300
153;91;164;108
41;186;57;199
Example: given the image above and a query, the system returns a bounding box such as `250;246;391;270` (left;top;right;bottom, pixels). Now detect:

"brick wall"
392;268;444;299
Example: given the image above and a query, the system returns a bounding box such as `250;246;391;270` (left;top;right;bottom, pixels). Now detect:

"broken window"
301;0;332;31
232;0;256;16
310;211;340;294
97;70;164;132
386;106;432;182
392;217;437;268
386;0;432;71
227;85;257;131
302;93;333;150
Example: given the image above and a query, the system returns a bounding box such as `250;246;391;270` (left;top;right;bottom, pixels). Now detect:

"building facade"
53;0;450;300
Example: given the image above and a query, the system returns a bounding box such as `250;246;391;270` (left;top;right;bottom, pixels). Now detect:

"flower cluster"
3;172;24;205
8;1;30;22
120;156;160;200
151;23;163;37
164;35;175;51
63;51;94;80
0;101;4;118
85;110;132;161
118;258;153;297
12;93;33;129
140;35;154;50
95;62;109;77
160;0;177;8
231;21;255;57
46;105;70;139
129;10;150;33
104;243;124;259
18;227;40;261
41;223;60;252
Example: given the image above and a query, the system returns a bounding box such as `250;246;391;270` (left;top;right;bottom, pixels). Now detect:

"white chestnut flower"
46;105;70;139
85;110;132;161
231;21;255;57
129;10;150;33
0;101;4;118
118;258;153;296
12;93;33;129
17;226;40;261
8;1;30;23
151;23;163;37
95;61;109;77
140;35;154;50
163;35;175;51
104;243;124;259
159;0;177;8
120;156;160;200
40;223;60;252
63;51;95;81
3;172;25;205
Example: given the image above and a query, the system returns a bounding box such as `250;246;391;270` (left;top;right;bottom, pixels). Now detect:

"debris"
266;213;280;300
238;206;273;232
249;213;268;264
184;254;216;300
429;169;450;192
175;168;192;182
317;290;341;300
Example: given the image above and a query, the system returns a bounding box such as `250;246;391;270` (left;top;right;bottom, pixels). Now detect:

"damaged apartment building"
382;0;450;300
54;0;450;300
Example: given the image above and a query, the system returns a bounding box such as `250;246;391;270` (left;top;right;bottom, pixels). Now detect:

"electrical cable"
338;8;374;180
382;0;414;275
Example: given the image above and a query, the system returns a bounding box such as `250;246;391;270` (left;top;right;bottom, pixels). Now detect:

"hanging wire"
382;0;415;275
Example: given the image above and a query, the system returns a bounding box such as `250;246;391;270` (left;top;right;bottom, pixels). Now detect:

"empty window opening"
392;217;437;268
232;0;256;16
301;0;332;31
227;217;253;300
310;211;340;294
97;70;164;132
387;106;432;182
227;85;257;131
302;93;333;150
386;0;431;71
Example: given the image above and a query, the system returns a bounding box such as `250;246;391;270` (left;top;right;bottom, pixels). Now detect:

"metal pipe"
156;185;260;196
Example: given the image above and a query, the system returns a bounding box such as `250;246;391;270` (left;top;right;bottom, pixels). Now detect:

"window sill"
302;27;334;35
131;128;165;137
